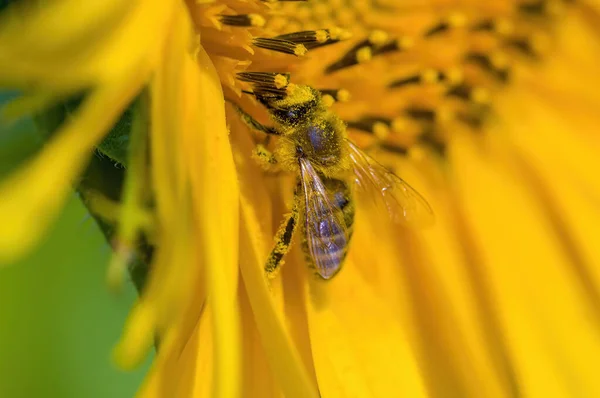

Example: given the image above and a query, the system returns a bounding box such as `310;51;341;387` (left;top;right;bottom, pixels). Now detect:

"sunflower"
1;0;600;397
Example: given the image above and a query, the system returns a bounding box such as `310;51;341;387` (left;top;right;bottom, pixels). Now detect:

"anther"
252;37;307;56
424;12;467;37
506;33;549;57
518;0;549;15
219;14;266;27
388;69;439;89
471;18;513;35
325;35;408;74
237;72;290;89
346;116;392;137
274;29;349;50
237;72;291;98
405;107;437;122
465;52;511;83
446;84;490;104
319;89;351;103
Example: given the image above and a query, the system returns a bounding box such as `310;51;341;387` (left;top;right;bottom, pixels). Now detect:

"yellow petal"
0;0;174;90
184;46;241;398
451;131;600;397
303;218;428;397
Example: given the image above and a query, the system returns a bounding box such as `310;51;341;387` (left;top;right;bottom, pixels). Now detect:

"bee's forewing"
299;158;348;279
347;141;434;227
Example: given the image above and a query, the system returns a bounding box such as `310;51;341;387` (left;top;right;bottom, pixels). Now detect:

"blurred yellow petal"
304;248;428;397
0;0;174;89
3;1;600;398
235;126;319;398
451;131;600;397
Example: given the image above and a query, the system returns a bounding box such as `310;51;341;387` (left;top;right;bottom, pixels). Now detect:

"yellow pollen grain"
356;46;372;63
408;146;427;162
471;87;490;104
315;29;329;43
448;12;467;28
249;14;266;27
373;122;390;141
329;26;352;41
397;36;415;50
274;73;289;89
322;94;335;107
494;18;514;36
336;89;351;102
391;118;407;133
421;69;439;84
490;51;509;69
294;44;308;56
368;30;389;46
283;84;314;106
436;106;454;123
445;67;463;85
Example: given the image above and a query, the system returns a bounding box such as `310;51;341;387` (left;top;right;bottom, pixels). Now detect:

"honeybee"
231;73;433;280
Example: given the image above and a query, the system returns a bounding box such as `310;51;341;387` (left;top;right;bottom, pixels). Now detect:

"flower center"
188;0;569;155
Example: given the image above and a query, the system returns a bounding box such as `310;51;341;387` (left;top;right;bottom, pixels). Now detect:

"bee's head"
261;85;320;126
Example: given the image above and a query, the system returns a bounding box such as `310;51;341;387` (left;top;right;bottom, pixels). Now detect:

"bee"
231;72;433;280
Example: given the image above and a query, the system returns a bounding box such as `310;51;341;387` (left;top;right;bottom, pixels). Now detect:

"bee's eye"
272;100;316;124
273;105;307;124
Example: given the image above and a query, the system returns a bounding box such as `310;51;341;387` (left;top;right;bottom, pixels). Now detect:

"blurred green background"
0;93;151;397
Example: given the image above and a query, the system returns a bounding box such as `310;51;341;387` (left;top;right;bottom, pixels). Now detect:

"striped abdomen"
302;177;355;279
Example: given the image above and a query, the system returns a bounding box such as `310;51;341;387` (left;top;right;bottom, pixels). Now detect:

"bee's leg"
252;143;278;168
265;200;299;277
228;101;280;136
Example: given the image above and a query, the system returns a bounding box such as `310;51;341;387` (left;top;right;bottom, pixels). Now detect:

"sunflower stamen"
275;28;350;50
325;34;411;74
252;37;308;56
319;88;350;106
424;13;467;37
446;84;491;105
219;14;266;27
465;52;511;83
388;69;440;89
347;116;392;140
237;72;290;98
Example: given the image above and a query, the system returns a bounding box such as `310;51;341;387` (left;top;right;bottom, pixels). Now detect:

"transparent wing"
299;158;348;279
347;140;434;227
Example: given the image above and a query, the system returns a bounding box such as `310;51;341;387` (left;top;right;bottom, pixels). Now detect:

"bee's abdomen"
303;178;355;279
